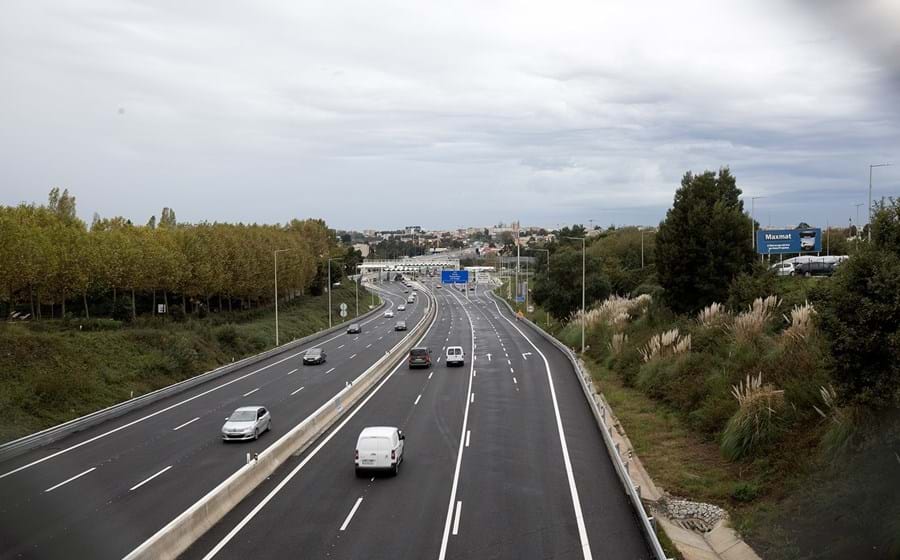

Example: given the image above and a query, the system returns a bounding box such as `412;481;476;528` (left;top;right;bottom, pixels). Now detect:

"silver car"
222;406;271;441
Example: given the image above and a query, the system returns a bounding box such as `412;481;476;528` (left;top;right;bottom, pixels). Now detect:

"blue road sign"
756;228;822;254
515;296;525;302
441;270;469;284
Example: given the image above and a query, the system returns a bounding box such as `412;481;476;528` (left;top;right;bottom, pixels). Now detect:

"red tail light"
355;449;359;461
391;450;396;461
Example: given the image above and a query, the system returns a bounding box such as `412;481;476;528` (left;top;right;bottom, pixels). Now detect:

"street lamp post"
564;236;586;354
273;248;293;347
869;163;892;242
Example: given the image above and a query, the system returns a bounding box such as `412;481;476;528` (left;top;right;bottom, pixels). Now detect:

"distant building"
405;225;422;235
353;243;370;258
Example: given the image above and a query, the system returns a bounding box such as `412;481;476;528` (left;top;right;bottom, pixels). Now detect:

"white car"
355;426;405;476
384;310;394;318
222;406;271;441
397;304;406;311
445;346;465;367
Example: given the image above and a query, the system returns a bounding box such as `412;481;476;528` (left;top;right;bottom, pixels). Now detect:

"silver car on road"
222;406;271;441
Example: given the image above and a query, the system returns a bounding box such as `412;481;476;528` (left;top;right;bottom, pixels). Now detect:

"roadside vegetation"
0;190;375;444
504;169;900;559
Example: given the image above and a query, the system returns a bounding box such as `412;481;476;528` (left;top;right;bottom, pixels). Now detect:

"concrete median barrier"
124;286;437;560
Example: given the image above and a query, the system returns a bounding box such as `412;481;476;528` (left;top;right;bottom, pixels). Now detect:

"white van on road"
355;426;405;476
445;346;465;367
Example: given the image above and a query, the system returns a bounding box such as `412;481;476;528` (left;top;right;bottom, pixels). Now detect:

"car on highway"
445;345;465;367
408;347;432;368
346;323;361;334
407;296;415;304
384;310;394;318
435;284;442;289
395;320;407;331
403;289;409;293
222;406;271;441
302;347;327;365
355;426;405;476
397;304;406;311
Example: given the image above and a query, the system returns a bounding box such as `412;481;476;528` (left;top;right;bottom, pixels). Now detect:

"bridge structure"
359;258;460;274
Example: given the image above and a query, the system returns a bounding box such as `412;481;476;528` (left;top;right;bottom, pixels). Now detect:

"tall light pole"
750;196;765;251
355;265;360;317
869;163;892;241
273;248;293;347
641;229;656;269
564;236;586;354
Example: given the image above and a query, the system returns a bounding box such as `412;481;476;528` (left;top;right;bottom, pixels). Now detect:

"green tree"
531;246;610;320
655;168;754;314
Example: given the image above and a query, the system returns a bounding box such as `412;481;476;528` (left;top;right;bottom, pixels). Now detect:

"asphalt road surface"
0;281;423;560
184;283;652;560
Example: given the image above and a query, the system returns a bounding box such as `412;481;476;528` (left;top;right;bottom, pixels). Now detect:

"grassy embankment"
497;278;858;559
0;284;377;444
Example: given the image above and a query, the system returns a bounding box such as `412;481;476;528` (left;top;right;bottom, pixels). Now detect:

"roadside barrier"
124;285;437;560
491;292;670;560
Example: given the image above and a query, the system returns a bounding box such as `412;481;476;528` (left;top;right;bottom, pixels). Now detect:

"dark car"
303;347;327;365
792;261;837;277
347;323;361;334
408;347;431;369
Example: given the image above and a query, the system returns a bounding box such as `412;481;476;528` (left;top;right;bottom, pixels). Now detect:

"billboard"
441;270;469;284
756;228;822;254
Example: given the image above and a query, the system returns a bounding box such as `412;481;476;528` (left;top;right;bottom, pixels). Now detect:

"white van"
355;426;405;476
445;346;465;367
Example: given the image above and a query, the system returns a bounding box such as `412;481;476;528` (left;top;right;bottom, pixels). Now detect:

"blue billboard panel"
441;270;469;284
756;228;822;254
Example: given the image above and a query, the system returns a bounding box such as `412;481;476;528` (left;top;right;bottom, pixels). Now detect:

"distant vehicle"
395;321;407;331
408;347;432;369
302;347;327;365
770;256;847;277
445;346;465;367
793;260;840;277
222;406;271;441
355;426;405;476
397;304;406;311
407;296;415;304
435;284;442;289
346;323;361;334
384;310;394;318
403;289;409;293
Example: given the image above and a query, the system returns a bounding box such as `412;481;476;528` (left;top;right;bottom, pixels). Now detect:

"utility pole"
869;163;892;241
750;196;765;251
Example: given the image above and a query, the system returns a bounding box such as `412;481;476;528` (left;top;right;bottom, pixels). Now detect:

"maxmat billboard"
756;228;822;254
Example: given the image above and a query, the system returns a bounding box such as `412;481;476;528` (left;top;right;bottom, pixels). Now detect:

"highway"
0;281;424;560
184;283;652;560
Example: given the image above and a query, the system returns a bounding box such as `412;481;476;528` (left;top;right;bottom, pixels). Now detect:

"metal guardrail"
124;285;438;560
490;291;669;560
0;291;389;463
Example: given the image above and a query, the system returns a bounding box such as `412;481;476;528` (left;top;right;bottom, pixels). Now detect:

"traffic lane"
444;297;584;560
0;285;412;503
487;292;652;558
0;289;420;558
0;282;406;481
184;290;465;560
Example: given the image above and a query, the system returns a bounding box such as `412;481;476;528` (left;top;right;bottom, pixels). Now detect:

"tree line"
0;189;357;320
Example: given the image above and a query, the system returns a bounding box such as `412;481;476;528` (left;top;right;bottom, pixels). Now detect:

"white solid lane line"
291;386;305;396
489;295;593;560
200;292;441;560
326;367;335;374
45;467;96;493
130;465;172;492
452;501;462;535
242;388;259;397
286;368;298;376
173;417;200;431
414;394;422;405
339;497;364;531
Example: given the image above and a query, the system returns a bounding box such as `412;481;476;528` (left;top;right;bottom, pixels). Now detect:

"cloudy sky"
2;0;898;230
